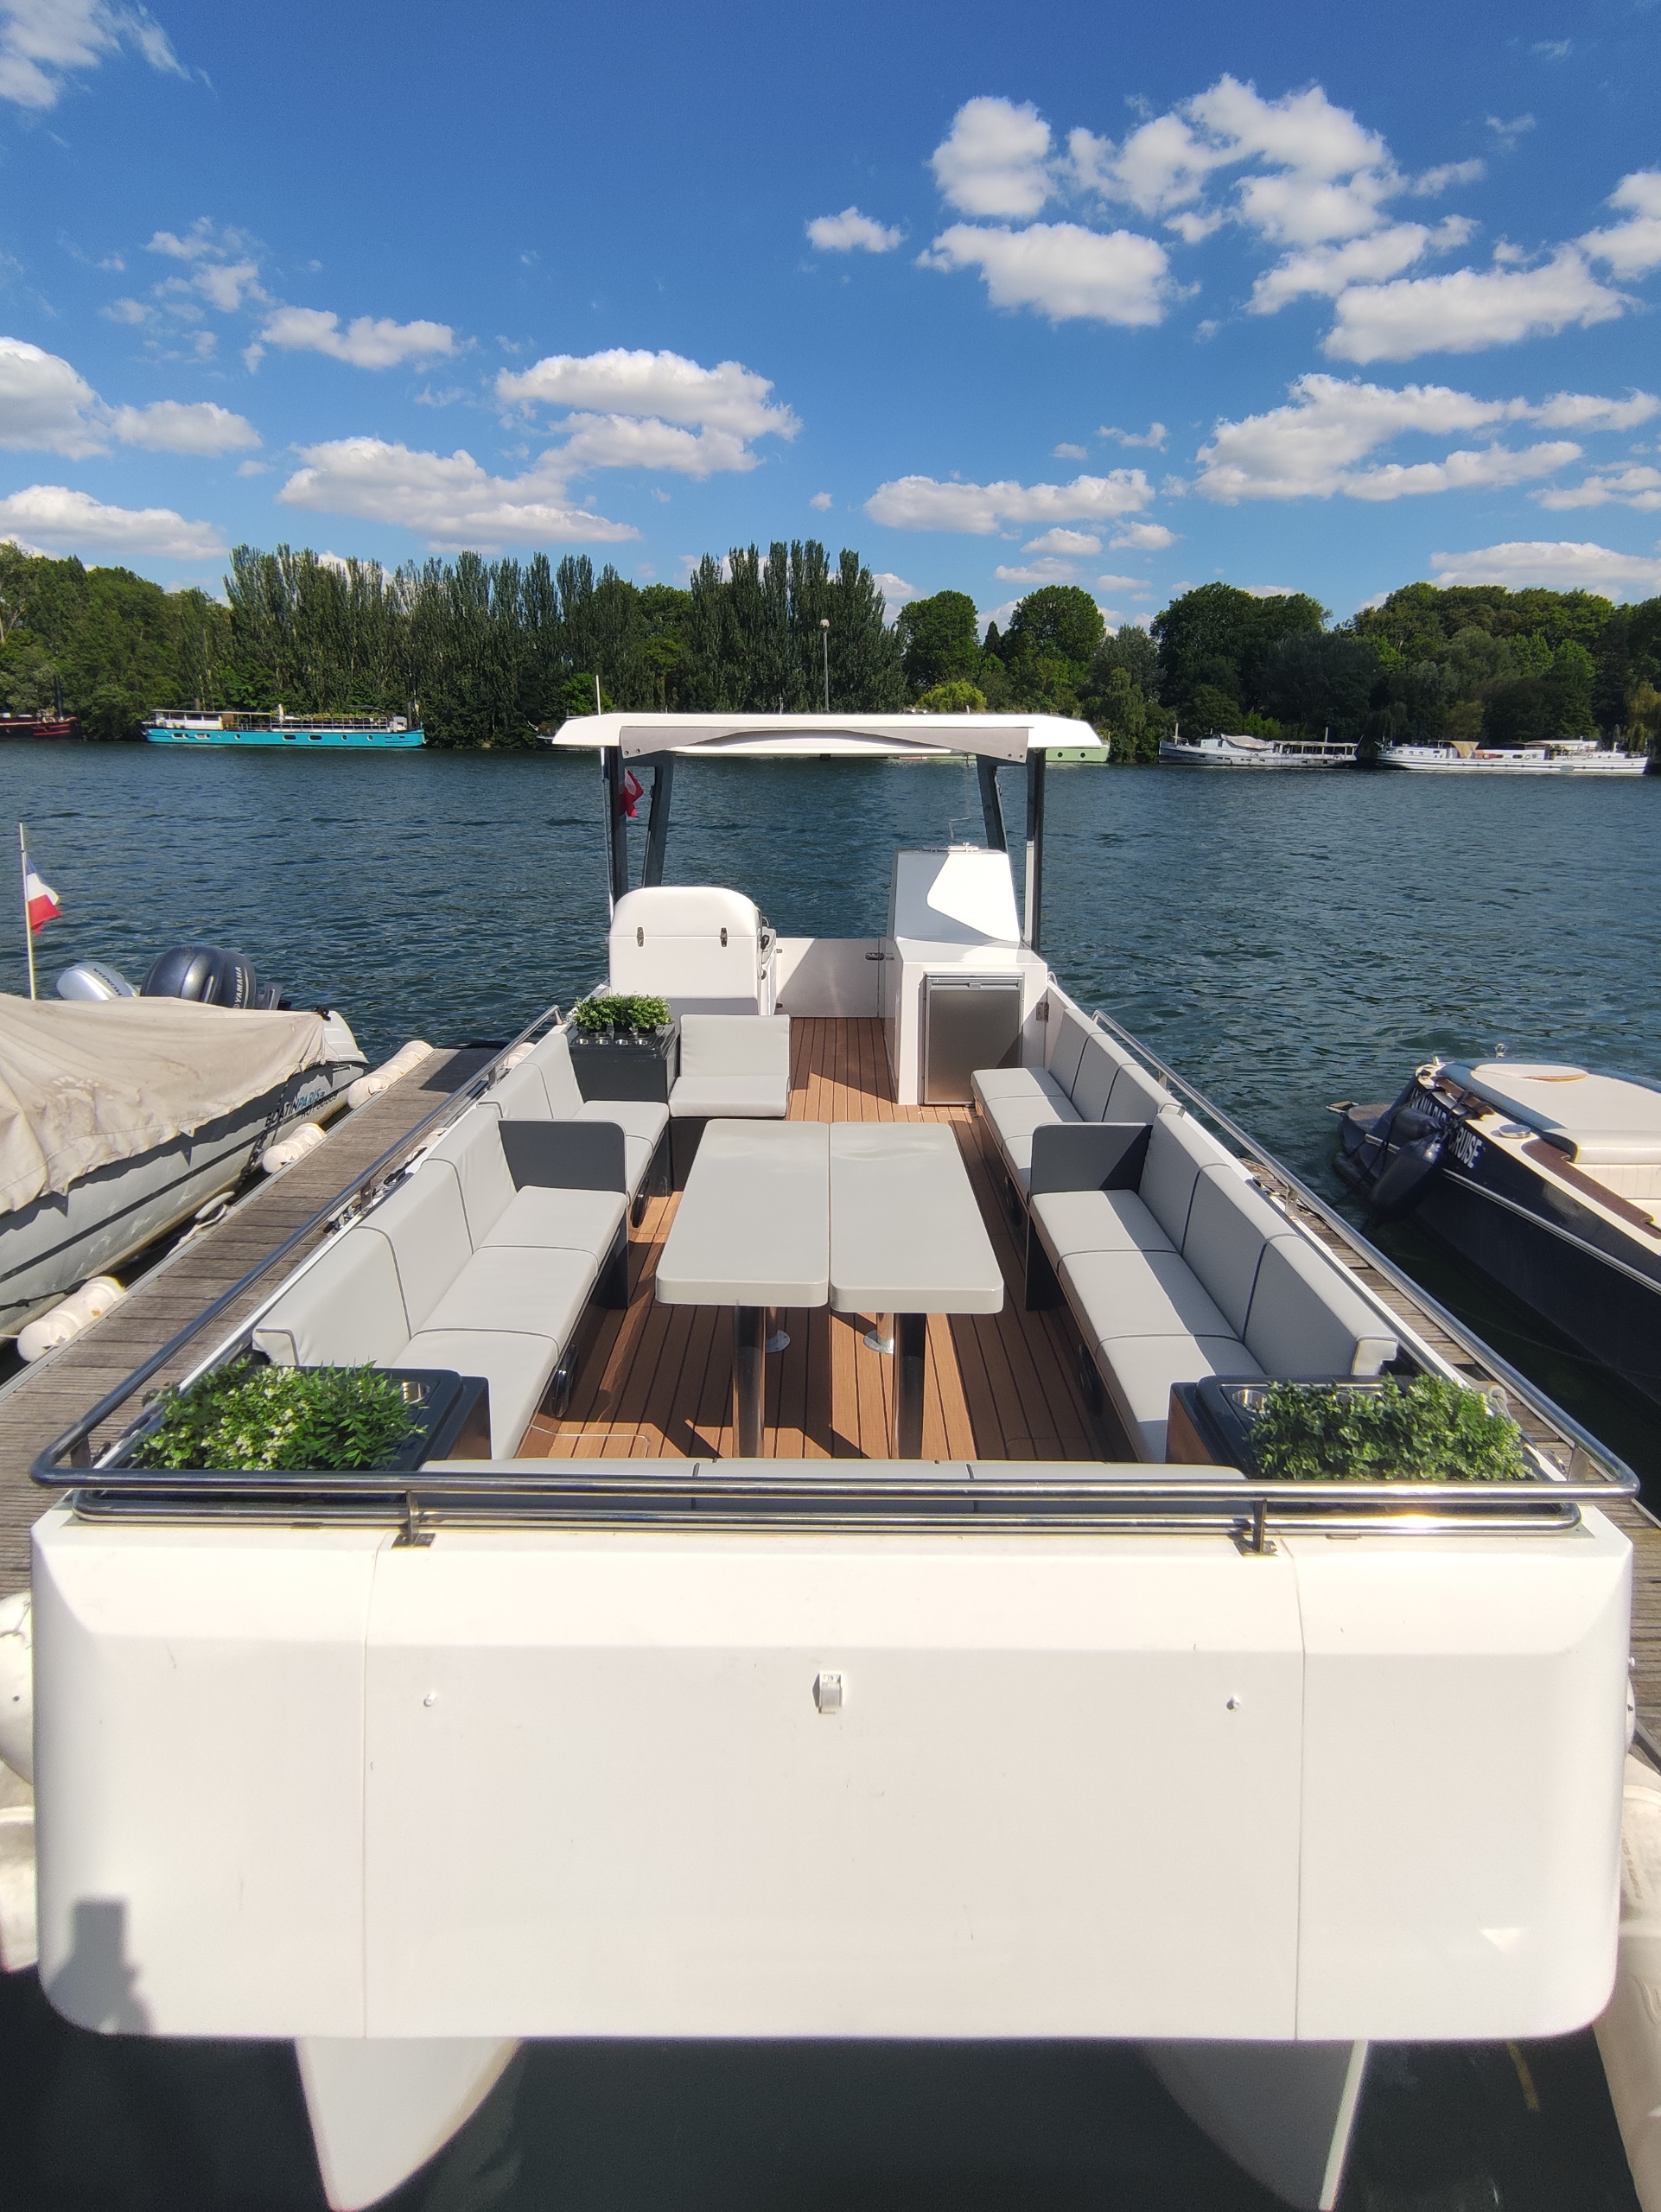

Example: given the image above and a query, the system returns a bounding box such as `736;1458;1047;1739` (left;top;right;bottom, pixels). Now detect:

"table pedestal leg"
894;1312;926;1459
733;1305;766;1457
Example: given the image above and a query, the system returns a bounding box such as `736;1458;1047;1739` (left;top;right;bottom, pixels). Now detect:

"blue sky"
1;0;1659;631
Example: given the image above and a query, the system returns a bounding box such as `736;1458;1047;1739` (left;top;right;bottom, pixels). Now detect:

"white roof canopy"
545;712;1099;765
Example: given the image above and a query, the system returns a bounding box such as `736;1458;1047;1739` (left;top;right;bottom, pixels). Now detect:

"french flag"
22;847;60;932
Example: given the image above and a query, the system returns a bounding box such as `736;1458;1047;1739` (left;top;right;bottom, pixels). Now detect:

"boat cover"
0;995;337;1215
1444;1061;1661;1165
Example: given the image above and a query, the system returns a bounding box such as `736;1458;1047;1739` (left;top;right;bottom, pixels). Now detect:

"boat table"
654;1120;830;1455
828;1122;1004;1456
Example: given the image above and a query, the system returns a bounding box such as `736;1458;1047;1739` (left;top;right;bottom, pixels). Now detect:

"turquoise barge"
144;710;423;748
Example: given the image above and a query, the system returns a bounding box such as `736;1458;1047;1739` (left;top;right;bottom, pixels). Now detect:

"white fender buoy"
345;1039;434;1112
296;2037;519;2209
0;1592;30;1786
261;1119;328;1174
1598;1755;1661;2209
16;1275;125;1363
496;1042;534;1072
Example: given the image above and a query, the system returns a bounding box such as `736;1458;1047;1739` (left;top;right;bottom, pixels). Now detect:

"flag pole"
19;822;37;1001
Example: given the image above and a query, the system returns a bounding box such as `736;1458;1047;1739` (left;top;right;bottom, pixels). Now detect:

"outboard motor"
1352;1086;1454;1225
141;944;282;1011
54;960;137;1001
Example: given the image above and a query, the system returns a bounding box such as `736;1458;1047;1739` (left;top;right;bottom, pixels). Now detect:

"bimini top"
545;711;1099;765
1443;1060;1661;1165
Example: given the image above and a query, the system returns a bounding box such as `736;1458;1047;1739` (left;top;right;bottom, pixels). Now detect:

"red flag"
617;768;644;819
22;849;60;931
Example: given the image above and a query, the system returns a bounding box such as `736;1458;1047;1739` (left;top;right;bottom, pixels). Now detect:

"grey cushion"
421;1243;596;1342
1106;1063;1168;1124
1047;1007;1093;1097
398;1325;564;1457
1181;1166;1289;1338
1139;1112;1227;1246
971;1065;1069;1107
678;1014;792;1078
1060;1247;1234;1344
1031;1188;1174;1263
1070;1039;1120;1122
983;1087;1083;1189
1093;1333;1264;1460
366;1160;474;1334
576;1096;667;1145
426;1109;516;1246
670;1072;790;1118
483;1185;626;1257
1243;1236;1398;1379
523;1029;585;1116
252;1226;410;1370
485;1062;555;1122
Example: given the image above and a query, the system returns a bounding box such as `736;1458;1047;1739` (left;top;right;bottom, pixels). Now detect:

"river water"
1;740;1655;2209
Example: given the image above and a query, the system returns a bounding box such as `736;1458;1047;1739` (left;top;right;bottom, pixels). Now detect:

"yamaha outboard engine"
141;944;283;1011
54;960;138;1001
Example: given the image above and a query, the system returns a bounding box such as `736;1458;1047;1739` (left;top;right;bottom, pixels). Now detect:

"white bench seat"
974;1001;1169;1195
1026;1106;1398;1459
493;1030;671;1205
669;1014;792;1119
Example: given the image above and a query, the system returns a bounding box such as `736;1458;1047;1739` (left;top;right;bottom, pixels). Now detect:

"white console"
881;849;1049;1105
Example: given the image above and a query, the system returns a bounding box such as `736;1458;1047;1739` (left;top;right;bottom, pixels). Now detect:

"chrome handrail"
1084;1002;1640;1498
31;1003;564;1483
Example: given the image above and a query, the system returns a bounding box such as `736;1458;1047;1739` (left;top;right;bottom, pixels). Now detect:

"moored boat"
1335;1056;1661;1408
1160;732;1357;767
1378;740;1648;774
145;710;423;748
0;715;79;741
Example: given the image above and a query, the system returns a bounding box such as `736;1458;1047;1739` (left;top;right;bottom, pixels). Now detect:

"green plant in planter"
131;1359;417;1472
570;993;671;1036
1250;1376;1530;1483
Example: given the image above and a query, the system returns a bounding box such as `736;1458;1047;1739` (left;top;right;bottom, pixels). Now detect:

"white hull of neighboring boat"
0;1027;363;1338
1378;744;1648;774
1160;736;1356;768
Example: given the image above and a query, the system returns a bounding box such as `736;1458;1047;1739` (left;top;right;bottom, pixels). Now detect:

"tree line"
0;536;1655;756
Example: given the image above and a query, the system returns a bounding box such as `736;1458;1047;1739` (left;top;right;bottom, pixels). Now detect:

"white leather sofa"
668;1014;791;1182
253;1099;633;1457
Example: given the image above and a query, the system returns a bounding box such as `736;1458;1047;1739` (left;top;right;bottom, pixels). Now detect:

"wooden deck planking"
0;1046;490;1590
525;1016;1098;1466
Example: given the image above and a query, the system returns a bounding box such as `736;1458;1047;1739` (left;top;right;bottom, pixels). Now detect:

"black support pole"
1023;748;1047;952
603;744;629;909
642;756;674;888
977;756;1007;851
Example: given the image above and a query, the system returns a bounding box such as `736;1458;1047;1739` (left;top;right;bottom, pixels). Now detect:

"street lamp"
819;617;830;713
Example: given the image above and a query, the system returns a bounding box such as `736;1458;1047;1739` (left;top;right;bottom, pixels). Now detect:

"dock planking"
0;1046;490;1590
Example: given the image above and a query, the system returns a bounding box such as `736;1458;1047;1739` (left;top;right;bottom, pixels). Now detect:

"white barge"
7;715;1644;2211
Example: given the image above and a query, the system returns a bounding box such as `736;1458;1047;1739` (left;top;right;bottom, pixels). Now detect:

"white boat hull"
1378;746;1648;774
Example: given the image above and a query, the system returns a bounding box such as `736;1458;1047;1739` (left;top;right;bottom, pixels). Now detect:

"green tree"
913;678;987;711
1153;583;1326;717
896;590;983;695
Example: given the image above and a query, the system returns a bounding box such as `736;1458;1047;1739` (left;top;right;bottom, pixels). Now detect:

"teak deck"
520;1017;1107;1464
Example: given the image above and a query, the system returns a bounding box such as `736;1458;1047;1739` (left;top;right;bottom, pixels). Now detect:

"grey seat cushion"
1031;1188;1174;1262
671;1014;792;1119
1060;1246;1234;1343
1070;1039;1119;1122
363;1160;474;1334
422;1243;596;1342
1243;1236;1397;1378
1045;1007;1094;1096
522;1030;586;1116
252;1226;410;1370
1180;1166;1292;1338
1105;1062;1168;1124
982;1087;1083;1189
1094;1333;1264;1460
670;1072;790;1117
1139;1112;1230;1245
483;1185;626;1255
398;1325;565;1457
971;1065;1070;1107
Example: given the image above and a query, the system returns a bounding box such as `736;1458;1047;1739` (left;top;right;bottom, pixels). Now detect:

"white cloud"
1486;114;1536;149
1581;171;1661;279
1531;39;1570;60
1324;250;1626;364
109;399;258;454
921;220;1170;325
259;306;455;369
1243;585;1298;598
0;483;223;557
930;97;1053;219
865;468;1153;532
277;436;639;550
102;296;150;324
1190;372;1655;502
810;490;833;509
497;347;796;441
1053;442;1087;460
1535;466;1661;512
1110;520;1178;550
1100;421;1168;449
1429;539;1661;596
1251;218;1473;312
0;335;104;455
978;599;1021;633
1023;526;1100;553
0;0;187;111
806;207;903;253
1094;572;1149;588
995;556;1080;584
871;570;920;609
145;221;266;315
1413;160;1485;196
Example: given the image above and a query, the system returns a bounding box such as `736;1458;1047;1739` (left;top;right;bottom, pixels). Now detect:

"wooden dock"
0;1046;488;1591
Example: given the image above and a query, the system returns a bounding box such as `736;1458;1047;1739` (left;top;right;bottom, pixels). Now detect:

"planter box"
1168;1376;1548;1481
117;1366;492;1474
569;1021;679;1103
